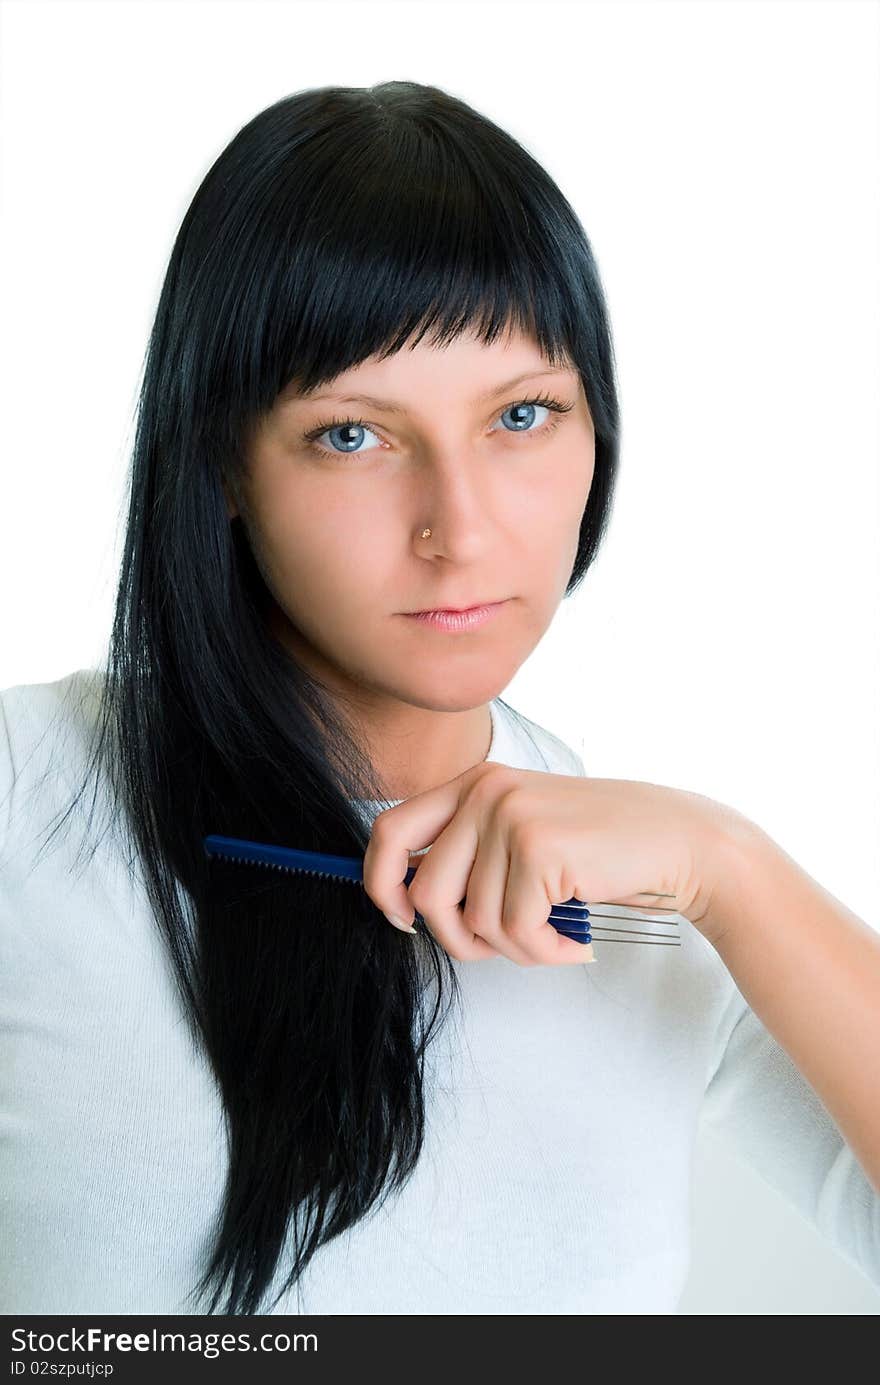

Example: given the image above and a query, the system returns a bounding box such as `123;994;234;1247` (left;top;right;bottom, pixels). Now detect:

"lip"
405;597;508;615
401;600;508;632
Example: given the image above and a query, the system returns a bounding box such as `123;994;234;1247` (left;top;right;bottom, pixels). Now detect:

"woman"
1;80;878;1316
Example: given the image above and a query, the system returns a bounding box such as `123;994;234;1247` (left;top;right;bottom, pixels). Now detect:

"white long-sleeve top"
1;668;878;1314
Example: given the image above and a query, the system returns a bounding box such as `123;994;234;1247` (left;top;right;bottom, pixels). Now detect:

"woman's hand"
362;762;754;964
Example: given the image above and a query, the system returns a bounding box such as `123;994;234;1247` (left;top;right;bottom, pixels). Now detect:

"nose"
410;451;498;561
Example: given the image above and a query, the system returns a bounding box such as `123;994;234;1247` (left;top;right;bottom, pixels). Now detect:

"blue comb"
203;834;684;946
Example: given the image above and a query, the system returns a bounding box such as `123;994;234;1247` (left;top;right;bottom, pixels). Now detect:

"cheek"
253;488;393;612
522;455;590;541
521;450;593;583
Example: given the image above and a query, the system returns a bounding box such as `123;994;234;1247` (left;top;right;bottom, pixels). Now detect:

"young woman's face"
230;326;595;718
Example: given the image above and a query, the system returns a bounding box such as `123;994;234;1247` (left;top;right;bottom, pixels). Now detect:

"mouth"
400;599;509;632
404;598;508;615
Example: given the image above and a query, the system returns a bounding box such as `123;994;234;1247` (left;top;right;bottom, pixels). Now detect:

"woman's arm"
702;821;880;1195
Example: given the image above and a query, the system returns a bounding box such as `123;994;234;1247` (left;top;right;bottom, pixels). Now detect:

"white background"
1;0;878;1313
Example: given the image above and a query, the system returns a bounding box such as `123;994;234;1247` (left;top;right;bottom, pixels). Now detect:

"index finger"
361;762;491;929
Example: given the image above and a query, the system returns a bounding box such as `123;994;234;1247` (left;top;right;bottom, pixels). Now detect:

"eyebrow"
289;367;576;414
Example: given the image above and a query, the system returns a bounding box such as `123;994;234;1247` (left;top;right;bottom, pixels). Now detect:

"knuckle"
407;878;430;911
509;816;545;856
468;762;518;807
476;759;515;785
369;813;394;842
461;907;488;935
503;920;529;949
496;782;535;823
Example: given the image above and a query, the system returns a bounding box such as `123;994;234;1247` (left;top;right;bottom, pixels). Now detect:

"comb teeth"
208;851;345;884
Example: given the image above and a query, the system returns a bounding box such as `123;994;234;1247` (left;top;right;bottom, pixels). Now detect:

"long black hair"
42;80;621;1314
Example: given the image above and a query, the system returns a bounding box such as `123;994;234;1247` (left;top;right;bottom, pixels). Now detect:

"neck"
366;701;494;801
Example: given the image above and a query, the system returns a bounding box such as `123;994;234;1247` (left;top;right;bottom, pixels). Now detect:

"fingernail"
384;913;417;935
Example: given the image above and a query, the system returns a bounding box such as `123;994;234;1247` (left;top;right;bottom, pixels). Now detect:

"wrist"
694;806;769;949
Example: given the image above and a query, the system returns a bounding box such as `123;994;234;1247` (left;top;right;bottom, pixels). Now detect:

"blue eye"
302;393;575;461
307;420;384;457
494;400;551;434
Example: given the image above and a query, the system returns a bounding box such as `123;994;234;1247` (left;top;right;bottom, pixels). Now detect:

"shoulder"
490;698;587;777
0;666;106;860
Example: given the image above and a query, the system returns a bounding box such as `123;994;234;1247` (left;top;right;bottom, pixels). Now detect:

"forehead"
280;333;578;412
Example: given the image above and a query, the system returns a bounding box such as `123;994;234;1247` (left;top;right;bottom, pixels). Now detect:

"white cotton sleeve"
699;975;880;1288
0;690;14;860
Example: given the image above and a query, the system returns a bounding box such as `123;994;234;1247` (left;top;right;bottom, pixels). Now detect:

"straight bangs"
171;84;616;463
